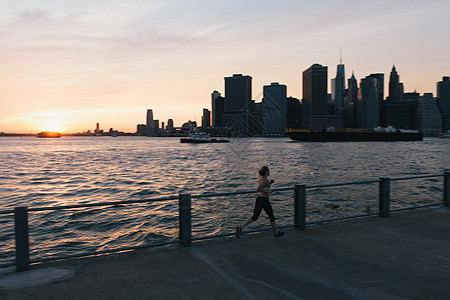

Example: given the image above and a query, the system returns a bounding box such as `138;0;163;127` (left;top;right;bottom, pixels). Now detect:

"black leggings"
251;196;275;222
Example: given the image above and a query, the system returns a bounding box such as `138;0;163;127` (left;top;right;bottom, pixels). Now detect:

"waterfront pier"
1;207;449;299
1;172;449;298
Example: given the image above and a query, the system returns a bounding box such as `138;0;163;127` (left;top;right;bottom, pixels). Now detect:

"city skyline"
1;0;449;133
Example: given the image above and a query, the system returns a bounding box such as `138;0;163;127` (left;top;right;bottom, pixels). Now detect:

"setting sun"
41;119;63;132
28;111;69;133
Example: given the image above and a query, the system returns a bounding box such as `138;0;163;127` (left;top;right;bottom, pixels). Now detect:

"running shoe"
274;231;285;238
235;226;242;239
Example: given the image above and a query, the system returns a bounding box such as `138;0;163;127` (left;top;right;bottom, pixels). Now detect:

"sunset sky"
1;0;449;133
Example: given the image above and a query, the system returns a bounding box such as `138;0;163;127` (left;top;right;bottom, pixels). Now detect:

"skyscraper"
287;97;302;129
202;108;211;128
388;65;404;101
167;119;174;131
382;68;415;129
331;61;345;113
437;76;450;130
222;74;252;135
153;120;159;135
262;82;287;135
360;73;384;129
211;91;224;127
347;72;358;104
224;74;252;111
302;64;328;130
146;109;154;136
344;72;359;128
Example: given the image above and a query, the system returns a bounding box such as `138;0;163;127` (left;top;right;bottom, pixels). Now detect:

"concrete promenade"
1;207;449;299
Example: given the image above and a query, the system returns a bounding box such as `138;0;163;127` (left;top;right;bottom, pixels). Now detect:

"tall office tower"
302;64;328;130
95;123;100;134
287;97;302;129
211;91;225;127
347;72;358;104
146;109;155;136
222;74;252;135
437;76;450;130
360;73;384;129
153;120;159;131
166;119;174;131
331;61;346;113
345;72;359;128
416;93;443;136
388;65;404;101
262;82;287;135
337;49;346;89
161;122;165;130
202;108;211;128
248;101;264;135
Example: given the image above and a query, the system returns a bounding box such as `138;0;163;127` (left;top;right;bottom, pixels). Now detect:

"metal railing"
1;171;449;272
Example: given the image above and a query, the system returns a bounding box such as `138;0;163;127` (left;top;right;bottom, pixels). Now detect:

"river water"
0;136;449;265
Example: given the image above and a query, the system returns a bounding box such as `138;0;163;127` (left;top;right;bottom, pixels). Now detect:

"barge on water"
286;127;423;142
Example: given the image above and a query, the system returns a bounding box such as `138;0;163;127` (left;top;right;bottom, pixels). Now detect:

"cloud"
16;9;52;22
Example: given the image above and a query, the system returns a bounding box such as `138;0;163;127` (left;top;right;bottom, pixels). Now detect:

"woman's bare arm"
257;179;272;193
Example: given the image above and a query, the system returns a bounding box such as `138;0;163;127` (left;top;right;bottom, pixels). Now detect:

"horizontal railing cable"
191;189;256;199
191;186;295;199
28;196;179;212
390;174;443;181
307;179;381;189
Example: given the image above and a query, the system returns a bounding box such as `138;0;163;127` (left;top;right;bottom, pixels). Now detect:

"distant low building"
182;120;197;129
136;124;147;136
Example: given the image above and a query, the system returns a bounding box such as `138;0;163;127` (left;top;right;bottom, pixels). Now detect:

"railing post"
179;194;191;247
294;185;306;230
14;207;30;271
444;171;450;207
379;178;390;217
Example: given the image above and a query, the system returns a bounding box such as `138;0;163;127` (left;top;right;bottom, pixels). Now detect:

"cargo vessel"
286;127;423;142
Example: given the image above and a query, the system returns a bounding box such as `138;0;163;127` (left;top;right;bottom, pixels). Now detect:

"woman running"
236;166;285;238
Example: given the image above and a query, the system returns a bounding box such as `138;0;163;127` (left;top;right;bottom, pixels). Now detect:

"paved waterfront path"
1;207;449;299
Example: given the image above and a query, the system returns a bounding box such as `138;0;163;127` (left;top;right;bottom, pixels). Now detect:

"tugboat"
180;131;229;143
37;131;62;138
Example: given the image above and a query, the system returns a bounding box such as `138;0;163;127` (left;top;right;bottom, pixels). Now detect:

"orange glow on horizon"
28;111;69;133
